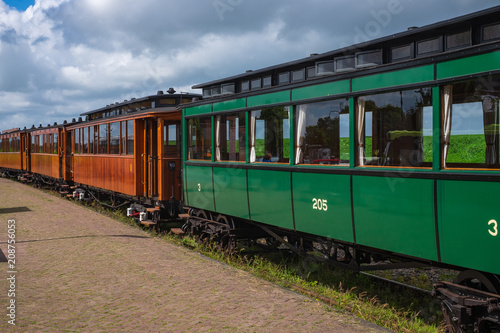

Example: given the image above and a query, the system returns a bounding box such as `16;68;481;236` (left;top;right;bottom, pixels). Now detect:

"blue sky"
0;0;499;132
3;0;33;11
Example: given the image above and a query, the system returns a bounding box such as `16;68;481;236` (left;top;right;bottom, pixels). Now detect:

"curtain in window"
215;115;221;161
295;105;307;164
187;121;192;160
482;95;499;165
442;85;453;168
357;98;365;166
414;105;425;166
250;111;257;162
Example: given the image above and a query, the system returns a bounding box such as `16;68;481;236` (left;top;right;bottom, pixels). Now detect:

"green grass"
167;240;444;333
447;134;486;164
250;134;493;165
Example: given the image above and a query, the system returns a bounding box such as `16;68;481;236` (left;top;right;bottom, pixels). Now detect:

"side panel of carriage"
435;51;500;275
0;131;25;172
30;127;63;179
68;110;183;203
70;118;139;196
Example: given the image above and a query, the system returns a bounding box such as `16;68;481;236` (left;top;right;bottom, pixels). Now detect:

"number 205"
312;198;328;211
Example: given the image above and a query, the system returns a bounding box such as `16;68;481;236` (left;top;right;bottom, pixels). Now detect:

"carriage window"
417;37;441;56
250;106;290;163
356;50;382;67
483;22;500;42
295;98;349;165
121;122;126;155
215;112;246;162
241;81;250;92
75;129;81;154
391;44;413;62
446;30;471;50
187;117;212;160
263;76;272;88
357;88;433;167
127;120;134;155
278;72;290;84
292;69;305;82
47;135;51;153
81;128;87;154
335;56;355;71
164;123;181;157
251;78;261;90
37;135;42;153
98;124;107;154
443;74;500;169
89;127;94;154
53;133;58;154
109;122;120;154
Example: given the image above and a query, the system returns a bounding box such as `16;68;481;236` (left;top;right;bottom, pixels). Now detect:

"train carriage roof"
192;5;500;96
80;89;201;120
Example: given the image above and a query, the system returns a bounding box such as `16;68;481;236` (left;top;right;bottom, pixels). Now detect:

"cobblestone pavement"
0;178;390;332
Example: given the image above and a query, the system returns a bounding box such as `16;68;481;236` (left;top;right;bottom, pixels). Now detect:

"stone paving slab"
0;178;390;332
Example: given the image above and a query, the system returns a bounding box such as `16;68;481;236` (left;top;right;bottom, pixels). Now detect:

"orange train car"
65;89;200;215
0;128;29;176
29;123;68;181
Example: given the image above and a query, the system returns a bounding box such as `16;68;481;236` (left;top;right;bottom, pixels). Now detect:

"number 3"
489;219;498;237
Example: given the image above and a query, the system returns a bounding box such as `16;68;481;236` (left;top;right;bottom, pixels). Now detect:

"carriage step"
146;207;161;213
59;191;69;195
70;186;78;190
60;184;69;188
67;194;74;198
170;228;184;235
140;220;157;227
178;213;190;219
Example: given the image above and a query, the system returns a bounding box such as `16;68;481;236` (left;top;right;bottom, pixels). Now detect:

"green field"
364;134;490;165
446;134;486;164
251;134;491;165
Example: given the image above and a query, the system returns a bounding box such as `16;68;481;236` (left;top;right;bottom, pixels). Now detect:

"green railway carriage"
182;7;500;330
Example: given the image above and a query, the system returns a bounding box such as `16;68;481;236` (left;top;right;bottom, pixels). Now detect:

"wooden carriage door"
143;118;159;199
65;131;73;181
159;119;182;202
22;134;29;172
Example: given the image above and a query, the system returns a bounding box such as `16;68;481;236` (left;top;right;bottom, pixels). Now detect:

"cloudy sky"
0;0;499;131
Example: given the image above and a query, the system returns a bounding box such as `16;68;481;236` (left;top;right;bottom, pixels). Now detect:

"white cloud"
0;0;499;131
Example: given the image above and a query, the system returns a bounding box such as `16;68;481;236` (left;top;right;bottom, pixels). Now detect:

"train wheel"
454;271;500;333
454;270;500;294
215;215;236;252
190;209;212;221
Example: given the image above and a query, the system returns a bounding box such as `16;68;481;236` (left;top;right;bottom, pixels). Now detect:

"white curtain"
187;121;192;159
482;95;499;165
442;85;453;168
215;115;221;161
250;111;257;162
295;105;307;164
357;98;366;166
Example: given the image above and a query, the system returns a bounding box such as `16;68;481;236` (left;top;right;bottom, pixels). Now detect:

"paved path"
0;178;389;332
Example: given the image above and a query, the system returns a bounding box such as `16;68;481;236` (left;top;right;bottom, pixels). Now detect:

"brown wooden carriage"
29;123;67;180
66;90;198;210
0;128;29;174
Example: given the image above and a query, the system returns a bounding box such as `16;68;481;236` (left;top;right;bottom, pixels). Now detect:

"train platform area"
0;178;389;332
